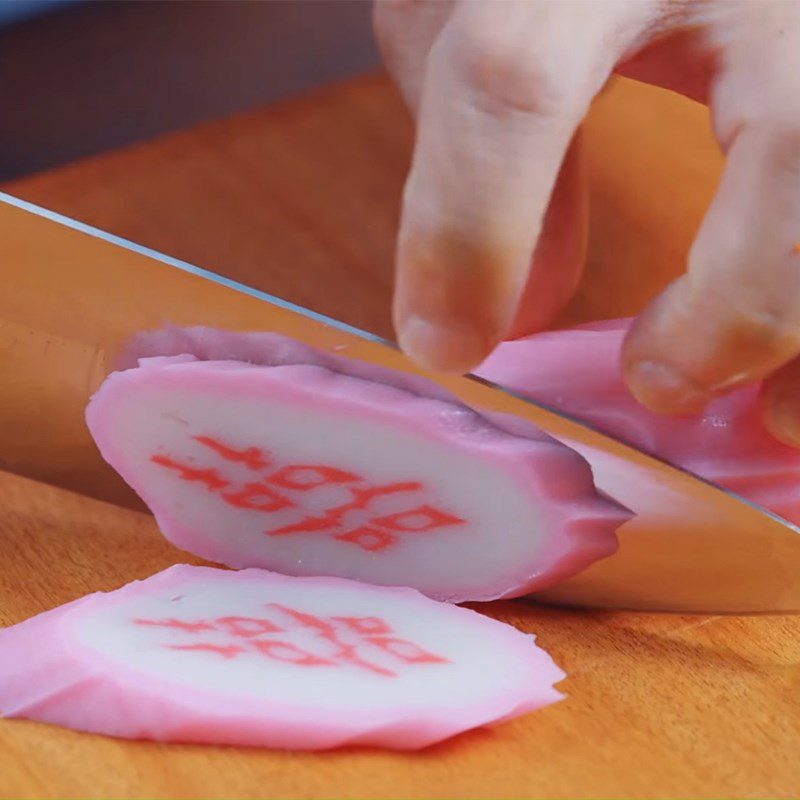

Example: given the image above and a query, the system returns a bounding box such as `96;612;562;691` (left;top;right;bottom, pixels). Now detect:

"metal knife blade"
1;191;798;614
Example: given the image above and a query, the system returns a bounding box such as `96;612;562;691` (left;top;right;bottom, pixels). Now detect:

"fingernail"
397;315;492;374
707;371;752;392
763;405;800;447
625;360;707;414
762;388;800;448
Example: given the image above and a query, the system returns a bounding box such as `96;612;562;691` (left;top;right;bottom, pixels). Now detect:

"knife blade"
1;190;799;613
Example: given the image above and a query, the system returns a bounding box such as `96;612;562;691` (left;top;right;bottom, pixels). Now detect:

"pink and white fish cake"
0;565;565;749
477;319;800;525
86;352;628;602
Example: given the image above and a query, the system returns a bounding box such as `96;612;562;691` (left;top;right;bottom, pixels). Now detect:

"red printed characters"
0;566;567;749
86;345;628;601
150;434;465;553
134;603;448;677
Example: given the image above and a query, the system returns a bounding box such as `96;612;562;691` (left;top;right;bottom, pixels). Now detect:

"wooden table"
1;73;799;799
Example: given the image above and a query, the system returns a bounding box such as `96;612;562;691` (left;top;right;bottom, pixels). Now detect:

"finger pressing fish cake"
86;352;628;602
0;565;566;749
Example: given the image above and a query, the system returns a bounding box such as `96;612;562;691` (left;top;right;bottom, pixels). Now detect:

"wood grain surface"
2;469;799;799
1;73;798;799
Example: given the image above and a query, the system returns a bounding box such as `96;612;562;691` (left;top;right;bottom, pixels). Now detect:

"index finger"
393;0;654;372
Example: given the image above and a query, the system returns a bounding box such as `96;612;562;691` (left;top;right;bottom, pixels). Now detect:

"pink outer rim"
85;360;629;602
0;566;566;750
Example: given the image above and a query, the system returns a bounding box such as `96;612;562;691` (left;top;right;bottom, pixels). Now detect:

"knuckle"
372;3;401;57
374;0;422;21
380;0;425;11
372;0;423;58
442;17;575;119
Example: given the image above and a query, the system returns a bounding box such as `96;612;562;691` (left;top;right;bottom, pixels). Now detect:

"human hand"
374;0;800;443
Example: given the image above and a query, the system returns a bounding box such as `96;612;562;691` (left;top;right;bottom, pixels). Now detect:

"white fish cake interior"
88;353;625;601
0;566;565;749
77;569;536;711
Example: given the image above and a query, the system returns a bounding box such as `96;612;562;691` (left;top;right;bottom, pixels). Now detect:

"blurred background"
0;0;723;511
0;0;380;181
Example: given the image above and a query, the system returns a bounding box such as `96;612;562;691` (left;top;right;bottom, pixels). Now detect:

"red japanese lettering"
345;482;424;511
134;618;216;633
268;519;328;538
370;505;464;533
270;515;331;535
169;642;244;659
266;604;396;677
215;616;285;638
268;481;421;536
267;603;331;632
221;482;294;512
150;455;229;491
329;644;396;676
194;435;270;471
137;605;447;677
332;616;393;636
250;639;334;666
334;526;396;552
151;433;466;555
268;464;361;491
367;636;449;665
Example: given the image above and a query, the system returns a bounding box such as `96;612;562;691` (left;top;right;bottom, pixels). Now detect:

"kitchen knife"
1;191;798;613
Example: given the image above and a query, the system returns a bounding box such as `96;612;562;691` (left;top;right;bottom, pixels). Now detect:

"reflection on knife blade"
2;191;800;611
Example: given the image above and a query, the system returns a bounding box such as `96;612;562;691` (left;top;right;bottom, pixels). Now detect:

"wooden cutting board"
1;73;799;799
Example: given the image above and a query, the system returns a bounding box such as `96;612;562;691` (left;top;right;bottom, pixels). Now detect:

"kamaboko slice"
0;565;565;749
86;344;628;602
477;318;800;524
